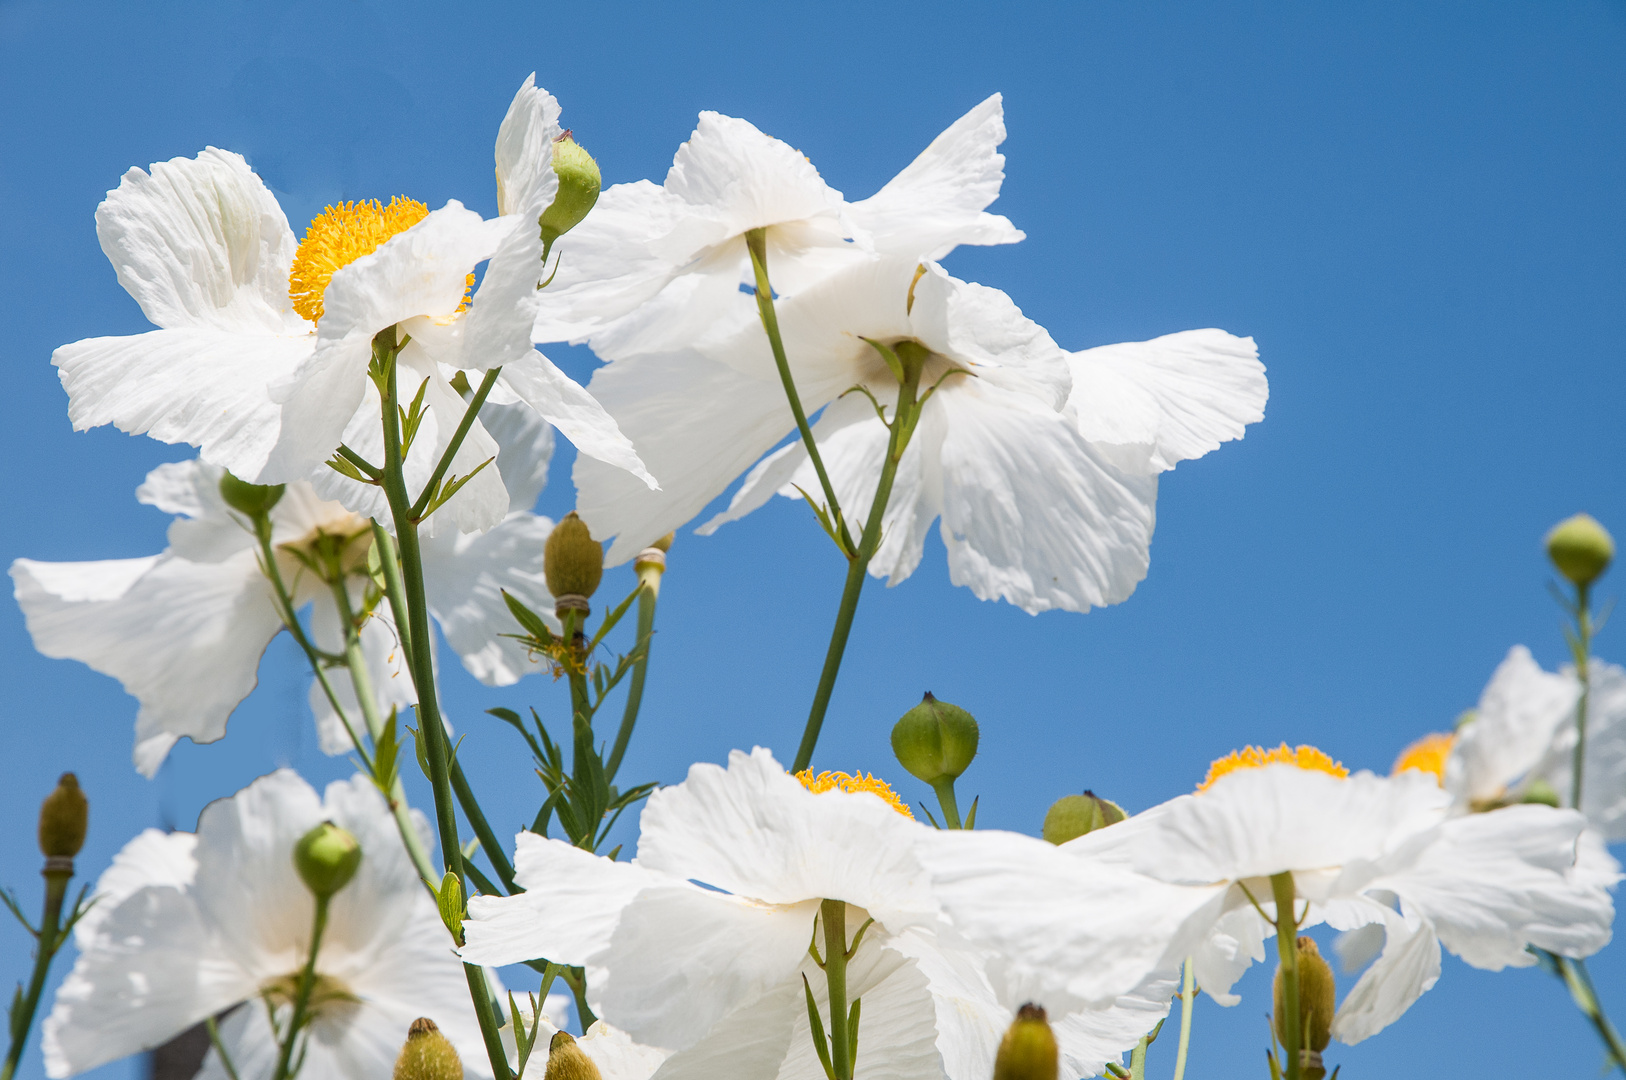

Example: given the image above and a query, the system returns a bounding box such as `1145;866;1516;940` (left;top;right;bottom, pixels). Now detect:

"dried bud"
1273;937;1335;1071
891;693;979;786
545;512;603;603
293;821;362;900
1546;513;1614;588
544;1030;602;1080
1041;791;1126;845
219;471;286;519
992;1003;1057;1080
394;1017;463;1080
540;134;602;258
38;773;87;860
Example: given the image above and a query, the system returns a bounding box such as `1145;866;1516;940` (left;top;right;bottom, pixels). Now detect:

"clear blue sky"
3;1;1625;1077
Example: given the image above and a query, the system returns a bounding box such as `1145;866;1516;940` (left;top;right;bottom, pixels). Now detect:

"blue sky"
3;1;1625;1077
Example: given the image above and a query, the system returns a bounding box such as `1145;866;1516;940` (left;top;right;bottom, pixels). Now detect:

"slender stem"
820;899;853;1080
929;779;962;830
370;522;416;660
607;563;663;782
1128;1036;1149;1080
1172;956;1196;1080
409;366;504;522
1573;583;1594;811
563;609;592;725
1;870;70;1080
1558;955;1626;1073
205;1016;242;1080
1271;873;1301;1080
270;895;330;1080
451;759;516;892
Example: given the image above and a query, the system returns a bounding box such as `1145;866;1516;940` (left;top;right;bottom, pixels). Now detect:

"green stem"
1;870;70;1080
1172;956;1196;1080
1271;873;1301;1080
270;895;330;1080
1128;1035;1149;1080
607;561;663;782
929;779;962;830
451;759;516;892
820;899;854;1080
1573;583;1593;811
410;366;503;522
205;1016;241;1080
1558;955;1626;1074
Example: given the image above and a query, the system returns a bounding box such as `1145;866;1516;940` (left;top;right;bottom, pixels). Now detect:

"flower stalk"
1172;956;1196;1080
269;893;330;1080
606;541;668;782
1270;873;1302;1080
806;899;864;1080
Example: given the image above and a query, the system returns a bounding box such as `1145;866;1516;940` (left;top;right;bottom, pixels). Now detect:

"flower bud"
544;1030;602;1080
1521;777;1561;808
394;1017;463;1080
38;773;87;860
219;471;286;519
1273;937;1335;1069
545;512;603;604
540;133;602;257
293;821;362;900
992;1003;1057;1080
891;693;979;786
1041;791;1125;845
1546;513;1614;588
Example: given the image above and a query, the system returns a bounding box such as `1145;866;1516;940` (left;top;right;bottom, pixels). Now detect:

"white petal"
849;94;1025;261
482;397;556;515
1447;645;1578;807
647;979;801;1080
422;511;556;686
909;265;1071;409
1052;987;1175;1080
1534;659;1626;839
93;147;304;335
781;941;943;1080
194;1003;278;1080
74;829;197;948
1329;907;1440;1045
1189;901;1269;1005
494;75;562;219
10;551;284;776
499;352;656;493
885;926;1007;1080
1066;330;1267;474
307;595;415;753
575;1022;671;1080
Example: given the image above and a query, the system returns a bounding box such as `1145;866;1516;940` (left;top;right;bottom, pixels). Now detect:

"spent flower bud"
1042;791;1125;845
293;821;362;900
1546;513;1614;588
38;773;87;860
891;693;979;786
992;1003;1057;1080
540;133;602;258
219;471;286;520
394;1017;463;1080
545;512;603;603
1274;937;1335;1077
544;1030;602;1080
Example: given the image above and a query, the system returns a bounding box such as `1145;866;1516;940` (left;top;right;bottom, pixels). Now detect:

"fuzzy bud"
545;512;603;605
540;134;602;256
1041;791;1126;845
891;693;979;786
992;1003;1057;1080
394;1017;463;1080
293;821;362;900
1273;937;1335;1078
219;471;286;519
544;1030;602;1080
38;773;87;861
1546;513;1614;588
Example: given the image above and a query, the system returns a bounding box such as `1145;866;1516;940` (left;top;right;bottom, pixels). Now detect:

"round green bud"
891;692;979;785
540;133;602;256
545;1030;603;1080
38;773;87;859
545;512;604;601
1041;791;1126;845
293;821;362;900
993;1003;1057;1080
219;471;286;519
1521;777;1561;808
1273;936;1335;1057
1546;513;1614;588
394;1017;463;1080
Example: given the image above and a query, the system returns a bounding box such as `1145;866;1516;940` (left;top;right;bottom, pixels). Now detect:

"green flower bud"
1041;791;1126;845
992;1003;1057;1080
545;1030;602;1080
293;821;362;900
545;512;604;603
219;471;286;519
1546;513;1614;588
38;773;87;860
1521;777;1561;808
540;133;601;258
891;693;979;786
1274;937;1335;1079
394;1017;463;1080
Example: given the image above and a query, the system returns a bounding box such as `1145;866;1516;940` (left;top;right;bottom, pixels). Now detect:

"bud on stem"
38;773;87;866
993;1004;1058;1080
293;821;362;900
544;1031;602;1080
546;513;603;622
395;1017;463;1080
1041;791;1125;845
1546;513;1614;589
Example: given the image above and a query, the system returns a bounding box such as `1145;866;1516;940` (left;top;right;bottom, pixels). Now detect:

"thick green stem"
270;895;330;1080
1172;956;1196;1080
820;899;853;1080
1128;1035;1150;1080
607;564;663;783
451;760;516;892
1558;955;1626;1073
929;779;962;830
1573;583;1594;811
1271;873;1302;1080
1;871;70;1080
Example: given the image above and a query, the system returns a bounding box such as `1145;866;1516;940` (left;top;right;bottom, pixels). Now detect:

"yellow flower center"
1197;743;1348;792
1391;732;1453;786
795;769;913;819
288;197;471;324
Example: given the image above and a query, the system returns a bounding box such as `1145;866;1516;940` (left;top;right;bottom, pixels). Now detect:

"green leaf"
502;590;556;645
436;871;465;945
963;795;979;830
801;974;837;1080
420;457;496;521
398;377;431;457
847;997;861;1067
324;453;371;484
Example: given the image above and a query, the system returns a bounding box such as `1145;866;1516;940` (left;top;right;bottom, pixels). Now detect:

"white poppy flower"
461;748;1169;1080
532;95;1024;361
53;75;650;536
9;397;558;775
927;748;1618;1048
43;770;490;1079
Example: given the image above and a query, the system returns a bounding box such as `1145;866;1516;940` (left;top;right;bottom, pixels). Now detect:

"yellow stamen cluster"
795;769;913;819
1391;732;1454;786
290;196;443;324
1197;743;1348;792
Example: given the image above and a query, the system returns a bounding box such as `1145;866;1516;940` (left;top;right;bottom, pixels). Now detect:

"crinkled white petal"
481;398;556;515
74;829;197;948
1535;660;1626;839
1448;645;1577;808
909;264;1071;409
307;594;415;754
494;74;562;220
422;510;556;686
497;351;655;492
1329;906;1440;1045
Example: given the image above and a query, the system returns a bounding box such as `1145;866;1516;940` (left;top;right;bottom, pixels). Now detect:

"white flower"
53;75;650;535
532;95;1024;360
9;398;557;775
462;749;1168;1080
927;752;1618;1048
574;255;1263;613
43;770;490;1079
498;1005;667;1080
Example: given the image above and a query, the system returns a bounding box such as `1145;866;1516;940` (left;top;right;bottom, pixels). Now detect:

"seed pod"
544;512;604;603
394;1017;463;1080
38;773;87;859
293;821;362;900
1546;513;1614;588
992;1003;1058;1080
1041;792;1126;845
1273;936;1335;1077
891;693;979;785
544;1030;602;1080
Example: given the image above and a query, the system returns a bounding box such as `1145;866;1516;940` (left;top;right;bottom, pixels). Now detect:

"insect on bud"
293;821;362;900
540;133;602;259
219;471;286;520
1273;937;1335;1079
38;773;87;862
544;1030;603;1080
891;693;979;786
1546;513;1614;589
545;512;604;613
394;1017;463;1080
992;1003;1058;1080
1041;791;1126;845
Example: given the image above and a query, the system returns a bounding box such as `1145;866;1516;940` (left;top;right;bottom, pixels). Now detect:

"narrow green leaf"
802;974;837;1080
